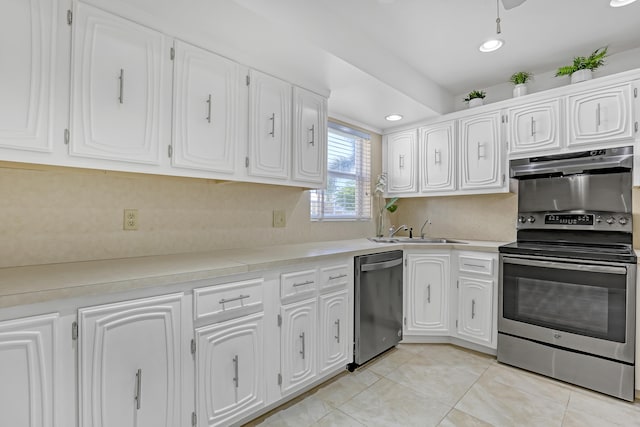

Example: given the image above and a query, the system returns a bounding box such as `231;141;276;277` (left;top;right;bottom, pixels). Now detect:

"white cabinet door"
70;2;165;164
457;277;493;347
248;70;291;180
384;129;417;194
280;298;317;396
0;313;57;427
0;0;58;152
404;253;450;335
78;293;182;427
318;290;348;375
508;98;562;156
418;121;456;193
567;83;635;147
458;111;505;191
172;40;242;174
195;312;265;427
292;87;327;186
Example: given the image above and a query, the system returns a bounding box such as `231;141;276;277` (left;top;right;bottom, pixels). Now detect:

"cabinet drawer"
458;255;494;276
194;278;264;322
281;269;317;302
319;264;350;292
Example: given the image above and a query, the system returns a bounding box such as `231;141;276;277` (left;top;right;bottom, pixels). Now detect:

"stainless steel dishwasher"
350;250;403;369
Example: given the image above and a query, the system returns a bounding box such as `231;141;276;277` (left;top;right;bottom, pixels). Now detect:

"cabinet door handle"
399;154;405;168
206;94;212;123
232;355;239;388
219;294;250;305
134;368;142;410
596;103;601;128
477;142;485;159
471;299;476;319
269;113;275;138
434;149;441;164
427;284;431;303
299;332;306;359
530;117;536;136
293;280;314;287
335;319;340;343
308;124;315;146
118;68;124;104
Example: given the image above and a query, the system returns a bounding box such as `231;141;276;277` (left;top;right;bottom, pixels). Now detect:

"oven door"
499;254;635;363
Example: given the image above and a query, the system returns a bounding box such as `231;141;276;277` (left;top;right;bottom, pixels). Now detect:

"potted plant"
555;46;608;84
510;71;532;97
463;90;486;108
374;174;399;237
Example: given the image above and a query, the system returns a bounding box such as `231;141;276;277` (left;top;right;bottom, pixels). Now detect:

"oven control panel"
517;212;632;232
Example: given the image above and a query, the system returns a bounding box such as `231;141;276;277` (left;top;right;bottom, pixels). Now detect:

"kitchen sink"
368;237;466;244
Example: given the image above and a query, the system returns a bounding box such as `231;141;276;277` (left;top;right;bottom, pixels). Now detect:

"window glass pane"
311;122;371;221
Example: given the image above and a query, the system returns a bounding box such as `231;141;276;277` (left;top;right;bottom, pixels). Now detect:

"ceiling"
88;0;640;132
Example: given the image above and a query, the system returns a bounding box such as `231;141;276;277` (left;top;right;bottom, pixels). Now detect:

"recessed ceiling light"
385;114;403;121
479;39;504;53
610;0;637;6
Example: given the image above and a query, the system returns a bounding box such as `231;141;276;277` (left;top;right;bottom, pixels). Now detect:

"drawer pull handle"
329;274;348;280
293;280;314;287
219;294;250;305
463;263;485;268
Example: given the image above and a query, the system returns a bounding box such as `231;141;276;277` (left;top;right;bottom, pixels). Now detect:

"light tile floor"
243;343;640;427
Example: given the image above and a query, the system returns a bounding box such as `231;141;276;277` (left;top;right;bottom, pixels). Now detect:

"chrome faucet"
388;224;408;237
420;218;431;239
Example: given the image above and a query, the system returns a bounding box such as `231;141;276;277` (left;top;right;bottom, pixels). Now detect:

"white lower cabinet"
0;313;58;427
318;289;349;375
195;312;265;427
456;276;494;347
280;298;317;396
404;253;450;335
78;293;183;427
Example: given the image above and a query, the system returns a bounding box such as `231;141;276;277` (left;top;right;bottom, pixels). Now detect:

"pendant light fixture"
479;0;504;52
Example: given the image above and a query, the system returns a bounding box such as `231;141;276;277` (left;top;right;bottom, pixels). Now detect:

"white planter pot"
513;84;528;97
468;98;484;108
570;69;593;84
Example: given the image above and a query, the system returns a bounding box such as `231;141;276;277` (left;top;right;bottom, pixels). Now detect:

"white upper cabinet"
292;87;327;186
0;0;58;152
0;313;58;427
69;2;166;164
508;98;562;156
418;121;456;193
458;110;505;192
172;40;243;174
384;129;418;194
248;70;292;180
566;82;635;147
78;293;183;427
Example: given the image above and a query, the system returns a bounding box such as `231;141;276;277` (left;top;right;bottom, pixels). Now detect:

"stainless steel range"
498;146;637;401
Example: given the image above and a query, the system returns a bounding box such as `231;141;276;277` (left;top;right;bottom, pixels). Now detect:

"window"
310;122;371;221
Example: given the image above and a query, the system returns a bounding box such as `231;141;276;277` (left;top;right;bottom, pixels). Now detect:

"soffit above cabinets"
81;0;640;133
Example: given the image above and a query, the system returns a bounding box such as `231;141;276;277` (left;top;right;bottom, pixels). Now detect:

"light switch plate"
273;210;286;228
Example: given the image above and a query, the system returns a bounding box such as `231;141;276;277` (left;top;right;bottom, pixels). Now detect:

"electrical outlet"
123;209;139;231
273;210;286;228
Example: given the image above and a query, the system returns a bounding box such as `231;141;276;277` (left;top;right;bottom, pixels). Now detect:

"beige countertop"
0;238;506;308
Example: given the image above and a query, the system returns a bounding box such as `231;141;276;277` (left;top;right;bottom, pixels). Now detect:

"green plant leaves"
555;46;608;77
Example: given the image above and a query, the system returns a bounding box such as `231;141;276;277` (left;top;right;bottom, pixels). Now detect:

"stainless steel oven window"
502;258;627;342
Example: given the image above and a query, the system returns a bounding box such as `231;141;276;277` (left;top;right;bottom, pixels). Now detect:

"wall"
452;47;640;112
391;193;517;243
0;122;381;268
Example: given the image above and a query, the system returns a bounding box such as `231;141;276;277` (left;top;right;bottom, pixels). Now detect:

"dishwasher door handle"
360;257;403;272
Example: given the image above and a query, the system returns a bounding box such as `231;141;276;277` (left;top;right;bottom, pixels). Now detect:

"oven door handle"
502;257;628;275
